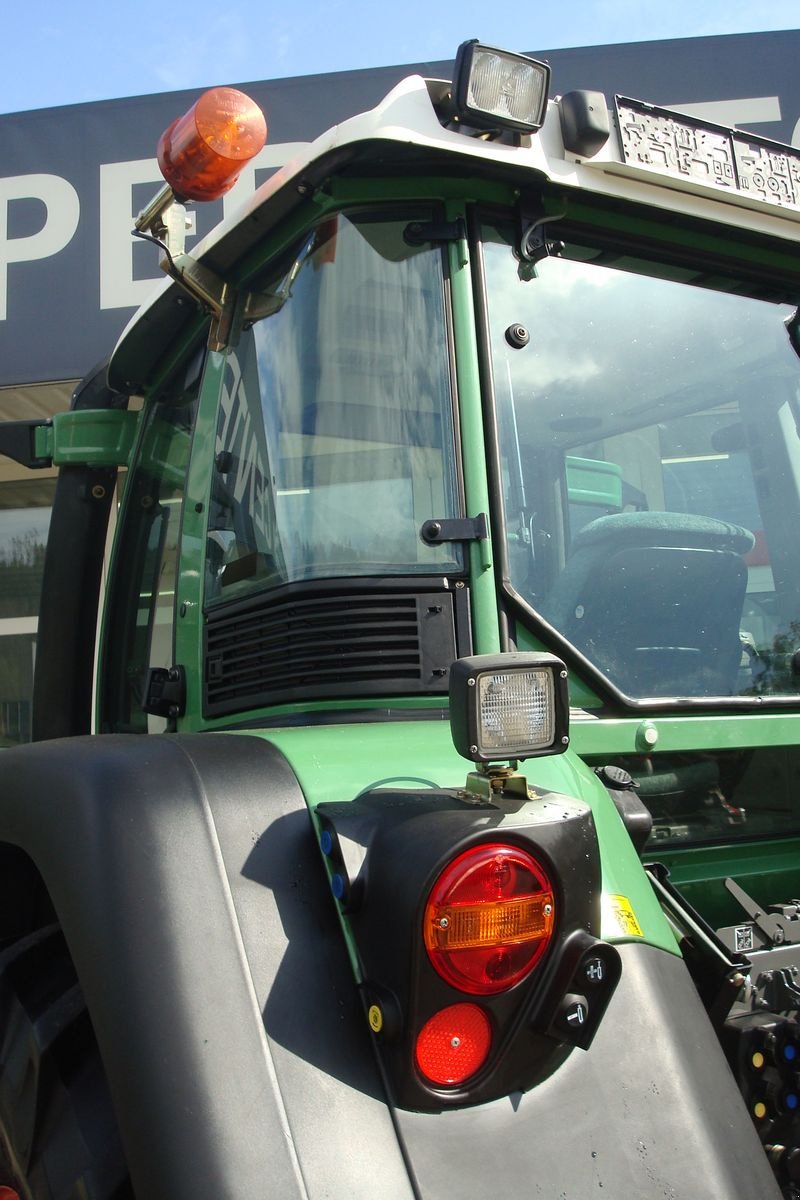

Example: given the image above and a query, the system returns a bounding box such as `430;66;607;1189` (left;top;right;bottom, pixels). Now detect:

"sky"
2;0;798;115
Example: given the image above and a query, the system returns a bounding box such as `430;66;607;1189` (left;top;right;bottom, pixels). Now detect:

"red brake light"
415;1003;492;1085
157;87;267;202
424;843;555;994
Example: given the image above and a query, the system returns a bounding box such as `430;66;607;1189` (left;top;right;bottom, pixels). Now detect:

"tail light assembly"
316;653;621;1110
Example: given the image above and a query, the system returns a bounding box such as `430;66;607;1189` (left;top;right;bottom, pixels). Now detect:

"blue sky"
2;1;797;115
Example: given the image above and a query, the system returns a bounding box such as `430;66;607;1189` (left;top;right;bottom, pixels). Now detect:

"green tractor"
2;40;800;1199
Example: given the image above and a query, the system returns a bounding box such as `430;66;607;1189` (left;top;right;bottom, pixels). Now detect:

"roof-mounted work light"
452;40;551;134
449;653;569;765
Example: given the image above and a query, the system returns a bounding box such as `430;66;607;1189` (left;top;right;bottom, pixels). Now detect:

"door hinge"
420;514;489;545
143;665;186;720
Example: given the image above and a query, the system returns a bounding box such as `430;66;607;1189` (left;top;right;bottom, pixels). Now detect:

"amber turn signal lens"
424;843;555;995
157;87;267;202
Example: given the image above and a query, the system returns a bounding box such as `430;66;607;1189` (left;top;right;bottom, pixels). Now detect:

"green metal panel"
40;409;140;467
565;455;623;510
245;720;678;956
446;200;501;656
570;710;800;755
650;837;800;930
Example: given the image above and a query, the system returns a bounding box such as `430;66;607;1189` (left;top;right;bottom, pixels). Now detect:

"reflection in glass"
206;212;459;605
483;228;800;700
0;480;55;745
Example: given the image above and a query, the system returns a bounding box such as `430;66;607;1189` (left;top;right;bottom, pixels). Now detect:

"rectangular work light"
452;40;551;134
449;653;569;763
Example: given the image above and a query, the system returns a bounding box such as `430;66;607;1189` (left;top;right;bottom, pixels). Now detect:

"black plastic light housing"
452;40;551;134
316;781;617;1111
449;652;570;764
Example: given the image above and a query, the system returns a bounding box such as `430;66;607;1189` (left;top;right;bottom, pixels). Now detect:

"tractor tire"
0;924;132;1200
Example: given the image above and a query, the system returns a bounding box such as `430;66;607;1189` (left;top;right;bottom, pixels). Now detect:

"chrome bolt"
451;1037;461;1048
543;903;553;916
439;917;449;929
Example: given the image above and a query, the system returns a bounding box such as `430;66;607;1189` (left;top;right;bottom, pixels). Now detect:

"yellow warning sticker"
604;893;644;938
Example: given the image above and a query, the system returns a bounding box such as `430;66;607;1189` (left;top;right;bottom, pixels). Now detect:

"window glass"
0;479;54;745
101;390;198;732
483;225;800;699
206;211;459;604
586;744;800;849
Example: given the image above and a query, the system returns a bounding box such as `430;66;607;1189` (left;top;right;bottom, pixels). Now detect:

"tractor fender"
0;732;782;1199
0;732;414;1200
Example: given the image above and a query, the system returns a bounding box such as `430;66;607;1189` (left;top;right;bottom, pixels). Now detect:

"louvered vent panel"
204;585;456;717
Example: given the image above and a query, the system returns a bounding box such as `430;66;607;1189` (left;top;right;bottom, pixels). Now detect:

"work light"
452;40;551;134
449;653;569;763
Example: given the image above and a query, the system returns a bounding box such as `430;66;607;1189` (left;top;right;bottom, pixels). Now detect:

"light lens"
468;48;547;127
424;843;555;994
477;667;554;757
448;653;568;764
157;87;267;202
415;1003;491;1085
454;42;550;133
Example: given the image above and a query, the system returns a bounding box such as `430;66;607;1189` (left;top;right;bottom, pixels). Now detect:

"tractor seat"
540;512;755;697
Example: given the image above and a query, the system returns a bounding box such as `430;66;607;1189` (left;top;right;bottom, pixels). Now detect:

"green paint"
323;176;516;208
559;193;800;283
565;456;623;510
174;350;228;726
651;837;800;930
570;710;800;755
447;200;501;655
237;720;678;956
43;409;140;467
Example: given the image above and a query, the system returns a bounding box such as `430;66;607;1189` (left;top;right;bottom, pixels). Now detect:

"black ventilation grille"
204;580;462;718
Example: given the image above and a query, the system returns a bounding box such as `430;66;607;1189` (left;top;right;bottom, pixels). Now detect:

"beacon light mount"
133;87;267;351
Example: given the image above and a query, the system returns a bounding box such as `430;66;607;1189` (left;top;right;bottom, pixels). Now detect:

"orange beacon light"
156;87;267;202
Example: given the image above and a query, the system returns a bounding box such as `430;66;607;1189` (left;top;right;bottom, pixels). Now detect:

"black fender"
0;733;413;1200
0;732;782;1199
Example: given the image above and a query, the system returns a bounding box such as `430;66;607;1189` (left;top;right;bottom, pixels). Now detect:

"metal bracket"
404;218;466;246
420;513;488;546
143;665;186;720
134;185;240;351
0;418;52;469
725;877;800;947
164;253;240;351
459;766;534;807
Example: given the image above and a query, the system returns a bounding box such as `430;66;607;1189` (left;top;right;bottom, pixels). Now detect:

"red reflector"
424;843;555;994
0;1188;21;1200
415;1003;491;1085
157;87;267;202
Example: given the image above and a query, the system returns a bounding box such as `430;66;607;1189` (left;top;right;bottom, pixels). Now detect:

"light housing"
424;842;556;994
452;40;550;134
157;86;267;202
317;774;612;1110
449;652;569;764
